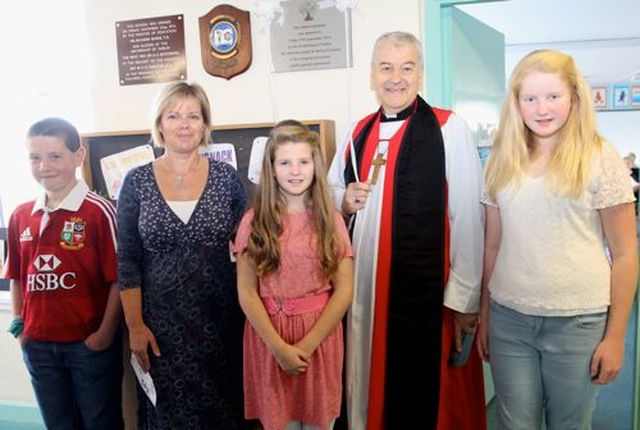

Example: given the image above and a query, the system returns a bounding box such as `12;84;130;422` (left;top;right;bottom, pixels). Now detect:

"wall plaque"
270;0;352;73
116;14;186;86
199;5;252;80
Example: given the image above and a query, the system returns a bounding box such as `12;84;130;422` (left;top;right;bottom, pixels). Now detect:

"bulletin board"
81;120;335;204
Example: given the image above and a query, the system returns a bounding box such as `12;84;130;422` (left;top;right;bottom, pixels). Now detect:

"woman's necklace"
164;155;200;190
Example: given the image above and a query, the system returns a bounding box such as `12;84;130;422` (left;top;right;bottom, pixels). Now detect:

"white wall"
0;310;36;404
597;110;640;157
0;0;93;229
84;1;422;144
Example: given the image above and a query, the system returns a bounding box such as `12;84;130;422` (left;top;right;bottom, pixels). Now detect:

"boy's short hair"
27;117;81;152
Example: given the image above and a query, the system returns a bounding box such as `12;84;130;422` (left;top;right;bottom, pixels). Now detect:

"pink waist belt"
263;291;330;316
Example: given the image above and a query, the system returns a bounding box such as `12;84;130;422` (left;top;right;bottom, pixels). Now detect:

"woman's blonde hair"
485;49;603;199
243;120;342;278
150;81;212;148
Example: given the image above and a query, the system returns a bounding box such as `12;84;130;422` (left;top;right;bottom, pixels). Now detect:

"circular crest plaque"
199;5;252;79
209;17;238;59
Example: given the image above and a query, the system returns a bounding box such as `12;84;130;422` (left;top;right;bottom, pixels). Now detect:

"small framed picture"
613;84;631;109
592;86;608;109
631;85;640;108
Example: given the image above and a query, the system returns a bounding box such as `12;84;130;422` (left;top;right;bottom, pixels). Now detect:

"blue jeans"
489;300;606;430
22;338;123;430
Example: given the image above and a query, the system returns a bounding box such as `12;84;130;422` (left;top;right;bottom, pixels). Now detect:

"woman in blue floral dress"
117;82;247;429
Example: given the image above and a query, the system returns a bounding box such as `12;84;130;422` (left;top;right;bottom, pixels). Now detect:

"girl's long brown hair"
243;120;342;278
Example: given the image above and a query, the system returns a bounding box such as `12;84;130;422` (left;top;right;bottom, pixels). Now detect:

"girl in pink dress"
233;120;354;430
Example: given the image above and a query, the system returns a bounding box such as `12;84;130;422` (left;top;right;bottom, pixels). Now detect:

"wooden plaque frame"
199;4;252;80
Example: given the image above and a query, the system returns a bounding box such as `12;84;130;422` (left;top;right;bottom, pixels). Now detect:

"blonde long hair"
244;120;341;278
485;49;603;200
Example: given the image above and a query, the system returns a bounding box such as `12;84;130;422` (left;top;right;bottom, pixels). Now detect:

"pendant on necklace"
164;155;200;191
175;175;184;190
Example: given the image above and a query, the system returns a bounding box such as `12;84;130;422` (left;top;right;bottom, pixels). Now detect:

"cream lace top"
482;141;635;316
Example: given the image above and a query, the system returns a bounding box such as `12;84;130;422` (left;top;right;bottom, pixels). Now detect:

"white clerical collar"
381;104;414;122
382;112;400;122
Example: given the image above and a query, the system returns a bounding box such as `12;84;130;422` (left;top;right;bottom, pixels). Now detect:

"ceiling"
456;0;640;83
455;0;640;46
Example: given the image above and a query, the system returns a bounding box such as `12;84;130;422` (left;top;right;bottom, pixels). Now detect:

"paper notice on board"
100;145;156;200
200;143;238;170
248;136;268;184
130;353;157;407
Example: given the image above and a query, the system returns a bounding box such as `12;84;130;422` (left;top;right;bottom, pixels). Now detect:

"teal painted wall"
448;6;504;122
424;1;505;403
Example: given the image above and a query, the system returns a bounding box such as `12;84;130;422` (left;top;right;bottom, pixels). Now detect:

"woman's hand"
129;323;161;372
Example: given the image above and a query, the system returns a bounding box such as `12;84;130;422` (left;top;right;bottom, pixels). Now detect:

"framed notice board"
81;120;335;204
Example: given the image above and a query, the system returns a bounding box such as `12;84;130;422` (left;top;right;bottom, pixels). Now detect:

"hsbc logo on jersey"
33;254;61;271
27;254;77;291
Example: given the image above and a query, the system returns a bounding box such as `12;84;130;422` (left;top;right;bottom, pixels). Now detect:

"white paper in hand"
130;353;157;406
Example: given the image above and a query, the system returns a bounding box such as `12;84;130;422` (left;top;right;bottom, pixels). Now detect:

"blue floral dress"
117;160;246;429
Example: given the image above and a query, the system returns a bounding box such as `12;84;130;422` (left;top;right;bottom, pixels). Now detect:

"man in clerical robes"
327;31;486;429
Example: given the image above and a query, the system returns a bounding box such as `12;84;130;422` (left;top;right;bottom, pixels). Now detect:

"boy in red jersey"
3;117;124;429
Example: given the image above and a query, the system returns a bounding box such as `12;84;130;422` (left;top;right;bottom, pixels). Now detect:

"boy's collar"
32;181;89;215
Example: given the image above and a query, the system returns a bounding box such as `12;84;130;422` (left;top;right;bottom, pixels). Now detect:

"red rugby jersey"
4;182;117;342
